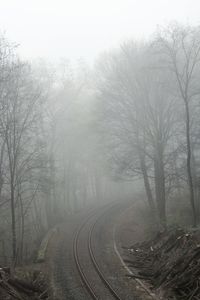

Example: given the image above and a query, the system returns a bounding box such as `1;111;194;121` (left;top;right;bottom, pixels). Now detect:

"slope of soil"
124;228;200;300
0;264;49;299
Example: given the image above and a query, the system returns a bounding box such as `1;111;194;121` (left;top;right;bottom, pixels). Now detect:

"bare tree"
155;24;200;226
0;58;43;262
95;42;178;227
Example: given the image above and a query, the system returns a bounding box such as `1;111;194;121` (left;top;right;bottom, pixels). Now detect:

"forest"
0;23;200;273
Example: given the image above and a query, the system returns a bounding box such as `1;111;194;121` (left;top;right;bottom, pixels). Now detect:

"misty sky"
1;0;200;64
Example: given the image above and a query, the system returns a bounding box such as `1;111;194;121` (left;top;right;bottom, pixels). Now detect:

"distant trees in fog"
0;48;107;266
0;37;47;264
95;24;200;228
48;68;106;214
1;23;200;267
155;25;200;226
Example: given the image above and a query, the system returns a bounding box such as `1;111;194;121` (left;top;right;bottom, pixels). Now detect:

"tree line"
95;24;200;228
1;23;200;267
0;39;105;267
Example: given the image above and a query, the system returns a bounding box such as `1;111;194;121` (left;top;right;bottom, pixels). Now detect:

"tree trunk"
154;145;166;229
10;182;17;264
65;162;72;212
19;192;24;264
139;153;155;213
184;100;196;227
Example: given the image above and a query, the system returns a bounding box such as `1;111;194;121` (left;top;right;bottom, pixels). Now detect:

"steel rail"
73;204;123;299
73;212;99;299
88;210;123;300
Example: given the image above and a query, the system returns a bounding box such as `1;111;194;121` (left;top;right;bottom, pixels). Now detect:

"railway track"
73;205;123;300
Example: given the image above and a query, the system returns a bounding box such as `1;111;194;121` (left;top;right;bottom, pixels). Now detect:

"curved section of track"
73;211;99;299
73;204;123;300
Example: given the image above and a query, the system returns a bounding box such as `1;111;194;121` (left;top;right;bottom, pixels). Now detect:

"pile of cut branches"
124;228;200;299
0;267;49;300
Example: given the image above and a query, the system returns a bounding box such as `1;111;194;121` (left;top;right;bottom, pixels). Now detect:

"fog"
0;0;200;271
1;0;200;63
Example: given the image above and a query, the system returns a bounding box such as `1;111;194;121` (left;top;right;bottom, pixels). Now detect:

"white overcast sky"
0;0;200;64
